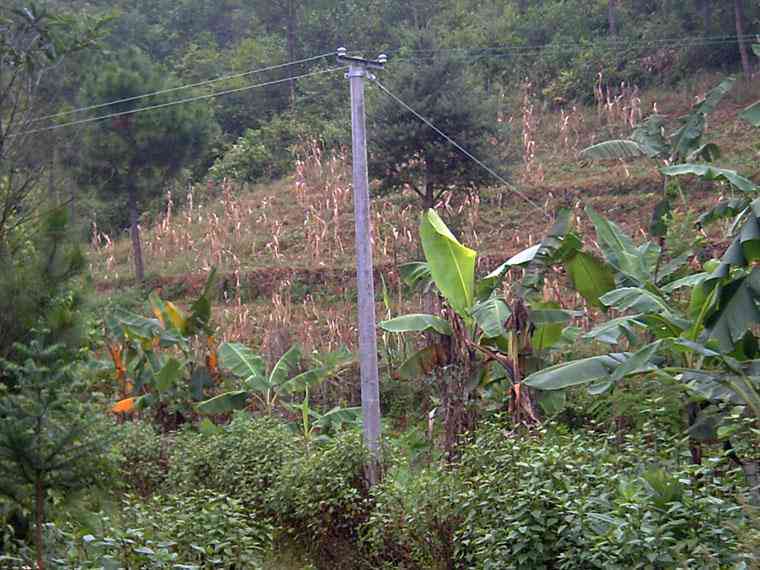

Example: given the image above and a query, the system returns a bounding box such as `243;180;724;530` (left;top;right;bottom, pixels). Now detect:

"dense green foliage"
1;2;759;569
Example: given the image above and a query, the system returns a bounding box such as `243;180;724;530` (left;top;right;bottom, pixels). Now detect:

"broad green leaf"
566;251;615;308
677;370;742;404
600;287;673;315
696;198;750;228
693;78;735;116
269;345;302;387
586;206;652;284
524;353;630;390
218;342;266;381
196;391;249;415
397;344;447;380
315;406;363;429
379;314;453;336
530;301;566;350
661;164;757;194
670;112;705;162
537;390;567;416
187;268;217;335
661;272;710;293
706;270;760;353
155;357;182;392
398;261;431;288
687;142;721;162
471;297;511;338
584;314;643;344
190;366;213;401
420;209;476;316
486;244;541;278
741;101;760;127
630;114;669;157
649;198;672;238
281;350;353;393
580;140;647;161
610;341;662;383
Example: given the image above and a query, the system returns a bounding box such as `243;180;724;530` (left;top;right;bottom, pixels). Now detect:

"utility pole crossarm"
338;47;385;486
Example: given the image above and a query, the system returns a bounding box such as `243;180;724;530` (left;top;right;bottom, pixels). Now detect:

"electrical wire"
29;52;333;124
370;76;546;215
14;66;346;137
389;33;758;58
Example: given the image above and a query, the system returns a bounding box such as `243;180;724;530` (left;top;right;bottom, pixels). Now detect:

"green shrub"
167;413;298;515
362;466;461;570
114;420;165;495
268;430;369;567
47;490;271;569
453;418;748;569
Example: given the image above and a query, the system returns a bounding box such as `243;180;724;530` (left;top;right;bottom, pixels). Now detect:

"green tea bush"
114;420;165;496
453;419;748;569
167;413;298;515
268;430;370;567
46;490;271;569
362;466;461;570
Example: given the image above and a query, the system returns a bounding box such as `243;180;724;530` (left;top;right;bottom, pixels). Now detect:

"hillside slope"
90;73;759;352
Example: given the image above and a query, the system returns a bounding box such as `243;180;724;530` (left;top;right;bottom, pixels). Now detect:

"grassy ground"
88;72;760;353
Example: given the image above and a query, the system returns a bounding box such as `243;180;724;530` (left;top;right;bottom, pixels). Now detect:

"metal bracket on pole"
336;46;387;69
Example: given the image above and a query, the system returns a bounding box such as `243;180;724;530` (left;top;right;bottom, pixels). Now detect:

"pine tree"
368;29;508;210
0;341;112;570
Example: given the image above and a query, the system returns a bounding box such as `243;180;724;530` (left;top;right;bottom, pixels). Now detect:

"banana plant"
108;269;218;419
581;78;735;165
380;210;612;447
523;214;760;503
196;344;352;417
285;386;362;450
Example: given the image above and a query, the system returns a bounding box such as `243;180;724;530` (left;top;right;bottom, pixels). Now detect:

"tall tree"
368;30;507;210
0;3;103;259
608;0;618;36
79;49;216;281
735;0;752;77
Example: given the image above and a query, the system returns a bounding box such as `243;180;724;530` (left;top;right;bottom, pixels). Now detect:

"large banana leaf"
420;209;476;316
696;198;750;229
485;244;541;279
196;390;249;415
523;352;638;390
155;358;183;392
586;207;655;285
218;342;266;382
566;251;615;308
187;268;218;335
670;78;734;162
661;164;757;194
630;114;669;157
706;269;760;353
584;314;643;344
580;140;648;161
379;314;453;336
705;201;760;288
269;345;302;387
397;344;448;380
740;101;760;128
600;287;673;314
471;296;511;338
399;261;431;289
281;349;353;393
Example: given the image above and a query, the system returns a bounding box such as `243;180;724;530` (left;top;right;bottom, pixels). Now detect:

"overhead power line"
370;77;545;215
15;66;346;137
30;52;333;124
391;33;758;58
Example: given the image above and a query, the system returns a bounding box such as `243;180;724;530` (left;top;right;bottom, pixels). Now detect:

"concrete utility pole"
336;47;386;485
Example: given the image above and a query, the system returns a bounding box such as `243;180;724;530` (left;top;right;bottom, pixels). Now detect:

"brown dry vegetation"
89;72;760;355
